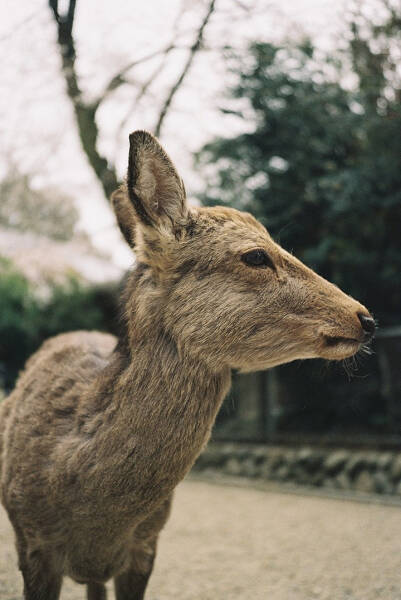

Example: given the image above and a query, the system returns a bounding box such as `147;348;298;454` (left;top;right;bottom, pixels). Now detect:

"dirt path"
1;478;401;599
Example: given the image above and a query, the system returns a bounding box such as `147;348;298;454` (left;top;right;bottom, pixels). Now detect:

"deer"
0;130;375;600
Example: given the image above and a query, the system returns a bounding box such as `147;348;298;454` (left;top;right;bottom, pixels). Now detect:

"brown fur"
111;187;136;249
0;131;373;599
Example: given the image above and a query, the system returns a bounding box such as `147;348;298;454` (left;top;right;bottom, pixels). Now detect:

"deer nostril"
358;313;376;339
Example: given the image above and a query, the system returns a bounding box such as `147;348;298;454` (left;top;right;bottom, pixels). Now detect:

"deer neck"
82;325;231;511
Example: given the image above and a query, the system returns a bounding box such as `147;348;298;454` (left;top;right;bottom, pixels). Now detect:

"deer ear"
127;130;187;234
111;186;136;248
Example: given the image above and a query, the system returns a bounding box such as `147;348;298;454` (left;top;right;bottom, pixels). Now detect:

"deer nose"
358;313;376;340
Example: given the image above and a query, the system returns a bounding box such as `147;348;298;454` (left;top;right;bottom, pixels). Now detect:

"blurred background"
1;0;400;448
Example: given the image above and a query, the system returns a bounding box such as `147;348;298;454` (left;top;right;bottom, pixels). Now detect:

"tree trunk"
49;0;119;199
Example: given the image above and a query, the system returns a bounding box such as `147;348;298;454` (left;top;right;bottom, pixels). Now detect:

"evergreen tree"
196;4;401;434
197;23;401;325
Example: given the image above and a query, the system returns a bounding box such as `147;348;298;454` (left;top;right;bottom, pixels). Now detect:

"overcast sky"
0;0;346;266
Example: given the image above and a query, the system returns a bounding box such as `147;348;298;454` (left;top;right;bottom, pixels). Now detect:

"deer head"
113;131;375;373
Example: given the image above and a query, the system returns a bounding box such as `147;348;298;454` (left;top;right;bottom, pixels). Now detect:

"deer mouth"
320;334;362;359
323;335;360;348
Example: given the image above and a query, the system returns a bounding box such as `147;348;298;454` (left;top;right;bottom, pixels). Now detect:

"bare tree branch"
114;61;168;156
48;0;119;199
94;0;192;109
154;0;217;137
49;0;219;199
95;44;178;108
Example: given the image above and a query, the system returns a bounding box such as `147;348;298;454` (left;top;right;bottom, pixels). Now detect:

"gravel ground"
1;478;401;600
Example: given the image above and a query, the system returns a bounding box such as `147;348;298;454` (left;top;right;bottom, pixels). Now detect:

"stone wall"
193;442;401;496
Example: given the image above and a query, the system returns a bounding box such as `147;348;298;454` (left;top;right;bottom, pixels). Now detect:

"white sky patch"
0;0;346;267
268;156;289;172
246;171;269;190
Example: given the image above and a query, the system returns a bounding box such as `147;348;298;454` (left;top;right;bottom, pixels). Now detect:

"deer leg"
87;581;107;600
18;546;62;600
10;521;62;600
113;540;157;600
114;495;170;600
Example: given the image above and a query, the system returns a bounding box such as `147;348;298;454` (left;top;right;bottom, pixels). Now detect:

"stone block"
334;472;351;490
224;457;242;477
390;455;401;481
373;471;393;494
353;470;375;493
324;450;349;475
242;457;258;478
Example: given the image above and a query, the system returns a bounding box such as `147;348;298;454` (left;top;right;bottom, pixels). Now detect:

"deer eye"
241;249;273;268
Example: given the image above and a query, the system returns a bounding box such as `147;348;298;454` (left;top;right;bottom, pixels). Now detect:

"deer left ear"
127;130;188;235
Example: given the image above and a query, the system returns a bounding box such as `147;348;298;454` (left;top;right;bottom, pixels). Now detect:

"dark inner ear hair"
127;131;154;227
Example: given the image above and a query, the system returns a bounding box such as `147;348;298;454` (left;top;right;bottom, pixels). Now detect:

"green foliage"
197;31;401;325
0;258;42;390
197;4;401;434
40;279;113;340
0;259;118;392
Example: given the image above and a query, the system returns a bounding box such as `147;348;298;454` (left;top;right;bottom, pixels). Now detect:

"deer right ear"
111;186;136;248
127;130;187;236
